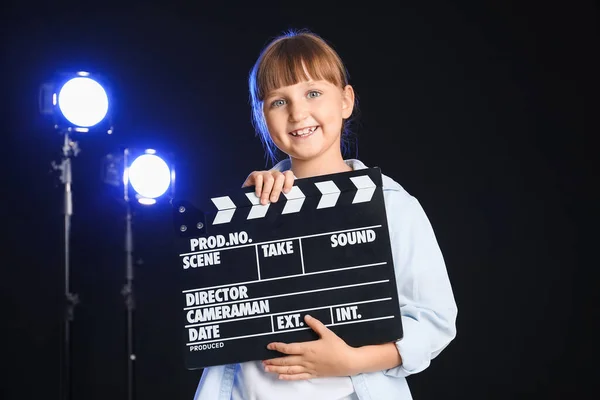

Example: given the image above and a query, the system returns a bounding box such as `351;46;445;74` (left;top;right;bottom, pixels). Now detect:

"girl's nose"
288;102;309;122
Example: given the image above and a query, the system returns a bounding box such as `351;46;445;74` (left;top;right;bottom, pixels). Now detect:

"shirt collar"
271;159;368;177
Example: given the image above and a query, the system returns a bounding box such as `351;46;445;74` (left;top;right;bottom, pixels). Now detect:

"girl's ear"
341;85;355;119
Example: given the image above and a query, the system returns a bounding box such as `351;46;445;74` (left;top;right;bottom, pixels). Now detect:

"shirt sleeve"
382;192;457;378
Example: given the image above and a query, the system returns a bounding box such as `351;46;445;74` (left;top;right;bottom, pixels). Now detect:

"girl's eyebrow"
264;91;282;101
264;87;288;100
265;80;323;99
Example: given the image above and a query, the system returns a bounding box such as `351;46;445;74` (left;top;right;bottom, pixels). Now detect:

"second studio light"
125;149;175;205
103;148;176;206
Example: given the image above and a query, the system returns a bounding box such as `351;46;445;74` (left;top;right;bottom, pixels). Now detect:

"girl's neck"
289;154;352;179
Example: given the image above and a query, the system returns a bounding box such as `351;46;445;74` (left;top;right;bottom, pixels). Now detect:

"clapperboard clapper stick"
172;167;403;370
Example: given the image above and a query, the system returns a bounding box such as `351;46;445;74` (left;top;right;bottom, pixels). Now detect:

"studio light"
126;150;175;205
40;71;113;134
42;70;115;400
101;147;175;400
103;148;176;206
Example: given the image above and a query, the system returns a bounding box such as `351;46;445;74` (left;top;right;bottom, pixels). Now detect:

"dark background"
1;1;594;399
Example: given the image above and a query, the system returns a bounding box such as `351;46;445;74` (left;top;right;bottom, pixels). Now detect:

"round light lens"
128;154;171;199
57;77;109;127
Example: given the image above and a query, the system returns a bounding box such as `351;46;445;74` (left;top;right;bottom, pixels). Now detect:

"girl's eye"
271;99;286;108
307;91;321;99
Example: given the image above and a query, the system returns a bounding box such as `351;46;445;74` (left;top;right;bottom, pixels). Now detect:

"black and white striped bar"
172;167;403;370
207;169;376;225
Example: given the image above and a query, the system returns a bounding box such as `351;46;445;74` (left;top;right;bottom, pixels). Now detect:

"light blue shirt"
193;159;457;400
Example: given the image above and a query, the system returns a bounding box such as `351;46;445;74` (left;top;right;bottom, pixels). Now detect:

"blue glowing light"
57;77;109;127
127;154;172;201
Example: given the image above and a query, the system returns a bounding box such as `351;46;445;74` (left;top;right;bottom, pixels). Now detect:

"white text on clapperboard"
182;231;250;269
181;227;382;350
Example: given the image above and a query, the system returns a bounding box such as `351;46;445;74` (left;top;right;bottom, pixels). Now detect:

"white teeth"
290;126;317;136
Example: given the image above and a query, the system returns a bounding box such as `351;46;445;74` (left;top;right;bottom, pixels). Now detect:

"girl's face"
262;78;354;164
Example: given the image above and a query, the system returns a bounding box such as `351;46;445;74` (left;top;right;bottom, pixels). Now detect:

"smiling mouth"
289;126;318;137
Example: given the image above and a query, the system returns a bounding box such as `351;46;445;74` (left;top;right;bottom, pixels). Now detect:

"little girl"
194;29;457;400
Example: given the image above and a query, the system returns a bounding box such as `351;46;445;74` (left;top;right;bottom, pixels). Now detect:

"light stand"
122;149;136;400
102;148;174;400
52;131;80;400
41;71;113;400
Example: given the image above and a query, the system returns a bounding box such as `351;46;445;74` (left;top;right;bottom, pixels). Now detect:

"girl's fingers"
270;172;286;202
282;170;295;193
260;173;275;205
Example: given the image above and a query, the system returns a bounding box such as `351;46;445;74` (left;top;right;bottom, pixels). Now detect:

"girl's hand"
242;170;295;205
262;315;358;380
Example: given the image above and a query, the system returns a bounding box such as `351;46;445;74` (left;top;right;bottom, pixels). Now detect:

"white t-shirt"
231;360;356;400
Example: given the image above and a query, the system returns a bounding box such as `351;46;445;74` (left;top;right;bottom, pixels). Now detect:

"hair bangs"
256;36;346;101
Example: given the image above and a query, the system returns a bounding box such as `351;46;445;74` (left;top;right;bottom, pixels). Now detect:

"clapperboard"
172;167;403;369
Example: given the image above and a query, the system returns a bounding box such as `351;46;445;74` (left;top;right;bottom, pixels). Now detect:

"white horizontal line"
183;280;389;311
185;315;396;346
329;315;395;327
184;297;393;328
182;261;387;294
179;225;383;257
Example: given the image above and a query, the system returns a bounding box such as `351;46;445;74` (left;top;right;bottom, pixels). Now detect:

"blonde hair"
249;29;357;164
